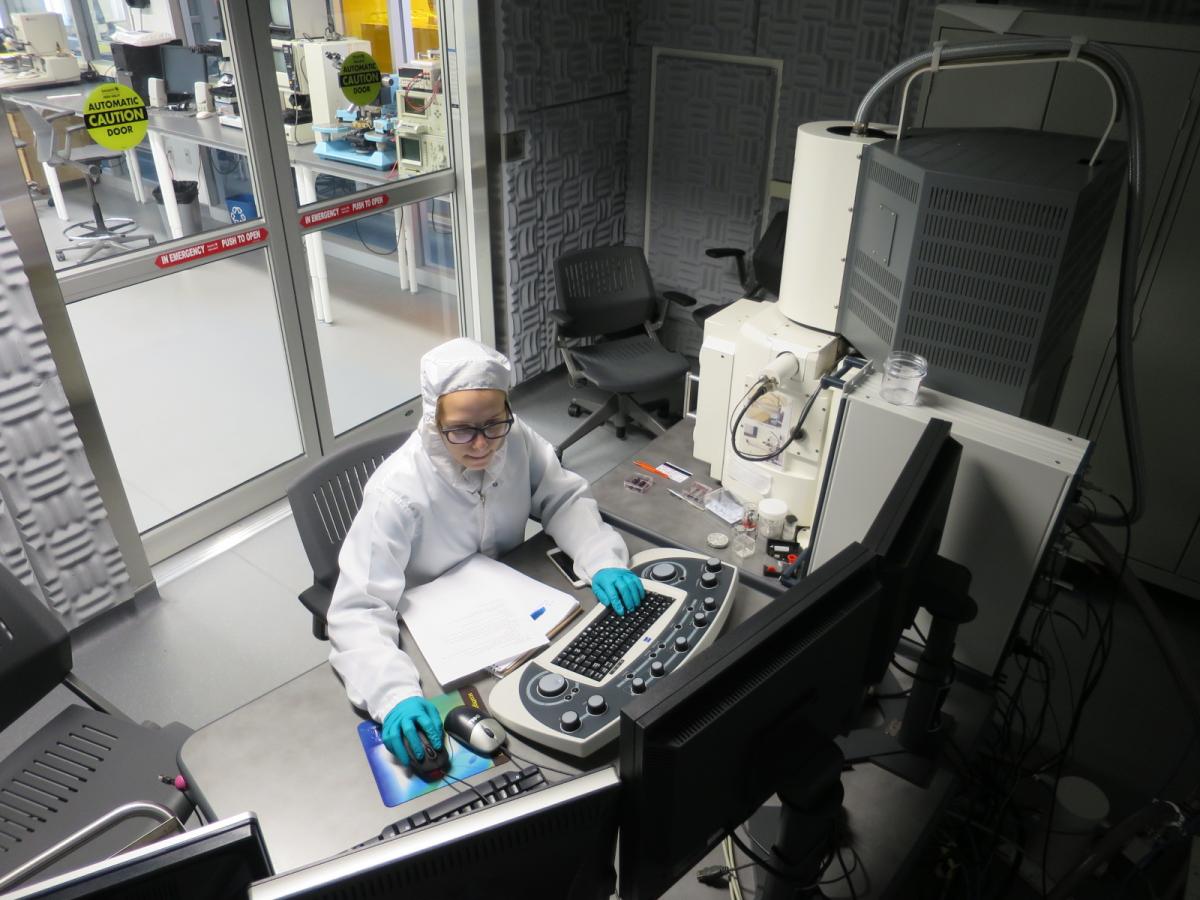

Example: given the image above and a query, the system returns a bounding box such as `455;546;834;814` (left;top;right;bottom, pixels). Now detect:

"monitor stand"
838;556;977;787
754;741;845;900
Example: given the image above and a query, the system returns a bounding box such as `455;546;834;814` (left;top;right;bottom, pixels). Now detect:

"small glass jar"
880;351;928;406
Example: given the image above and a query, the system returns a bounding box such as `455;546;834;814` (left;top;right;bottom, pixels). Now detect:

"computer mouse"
400;728;450;781
443;705;507;756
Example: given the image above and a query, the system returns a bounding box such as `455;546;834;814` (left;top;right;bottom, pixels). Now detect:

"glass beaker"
732;504;758;558
880;351;928;406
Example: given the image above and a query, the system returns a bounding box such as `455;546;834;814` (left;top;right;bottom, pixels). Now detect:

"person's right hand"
381;696;443;766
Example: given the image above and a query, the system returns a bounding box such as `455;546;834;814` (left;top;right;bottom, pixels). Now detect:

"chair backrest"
287;430;411;590
750;210;788;296
14;103;62;166
0;565;71;733
553;246;660;338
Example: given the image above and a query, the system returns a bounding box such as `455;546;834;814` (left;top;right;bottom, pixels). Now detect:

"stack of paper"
402;554;580;686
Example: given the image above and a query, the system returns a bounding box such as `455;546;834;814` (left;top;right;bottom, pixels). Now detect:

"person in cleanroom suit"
327;338;645;766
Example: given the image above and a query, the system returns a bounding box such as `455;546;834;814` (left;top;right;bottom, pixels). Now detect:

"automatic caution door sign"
83;83;148;151
339;51;382;105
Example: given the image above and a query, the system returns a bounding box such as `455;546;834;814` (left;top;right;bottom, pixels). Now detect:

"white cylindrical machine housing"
777;121;892;332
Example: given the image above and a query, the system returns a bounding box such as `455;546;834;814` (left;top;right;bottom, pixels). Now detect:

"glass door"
14;0;489;562
261;0;471;437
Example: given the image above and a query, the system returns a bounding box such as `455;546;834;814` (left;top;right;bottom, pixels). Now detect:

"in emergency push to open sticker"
83;83;148;151
338;51;382;105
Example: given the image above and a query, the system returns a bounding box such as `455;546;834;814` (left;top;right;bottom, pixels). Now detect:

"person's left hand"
592;567;645;615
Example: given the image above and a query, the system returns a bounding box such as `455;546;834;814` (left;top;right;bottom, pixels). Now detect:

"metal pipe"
0;801;179;892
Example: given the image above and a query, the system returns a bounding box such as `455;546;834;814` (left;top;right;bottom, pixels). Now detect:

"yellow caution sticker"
339;51;382;105
83;83;147;151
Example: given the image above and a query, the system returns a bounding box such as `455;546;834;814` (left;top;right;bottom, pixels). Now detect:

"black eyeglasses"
440;416;514;444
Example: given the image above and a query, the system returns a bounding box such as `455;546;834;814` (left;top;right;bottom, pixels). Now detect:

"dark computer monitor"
858;417;962;685
4;813;272;899
618;420;966;899
246;769;620;900
618;541;884;900
160;45;213;100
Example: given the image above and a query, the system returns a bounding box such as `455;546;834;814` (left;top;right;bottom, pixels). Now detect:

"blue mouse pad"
358;685;506;807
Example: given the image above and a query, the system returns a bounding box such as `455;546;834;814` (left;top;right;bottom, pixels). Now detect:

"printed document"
402;554;579;686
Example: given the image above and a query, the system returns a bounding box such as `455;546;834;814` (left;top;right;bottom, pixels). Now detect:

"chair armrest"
299;583;333;626
705;248;744;260
44;110;74;122
662;291;697;308
65;123;86;134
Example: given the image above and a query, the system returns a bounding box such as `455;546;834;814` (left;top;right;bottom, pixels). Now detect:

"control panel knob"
586;694;607;715
537;673;567;698
703;596;717;611
650;660;666;677
560;711;581;732
704;557;722;573
674;635;689;652
631;677;646;694
648;562;677;581
693;612;709;627
700;571;718;588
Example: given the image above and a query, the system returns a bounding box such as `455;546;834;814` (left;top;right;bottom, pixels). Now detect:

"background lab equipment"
0;13;79;88
691;37;1138;681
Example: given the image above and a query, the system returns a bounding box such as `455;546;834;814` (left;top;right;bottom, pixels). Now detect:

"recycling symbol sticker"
339;51;382;105
83;83;148;151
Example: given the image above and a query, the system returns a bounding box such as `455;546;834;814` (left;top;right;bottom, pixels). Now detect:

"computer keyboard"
355;766;547;847
551;591;673;680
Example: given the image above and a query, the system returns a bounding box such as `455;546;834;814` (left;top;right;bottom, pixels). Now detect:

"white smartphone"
546;547;587;588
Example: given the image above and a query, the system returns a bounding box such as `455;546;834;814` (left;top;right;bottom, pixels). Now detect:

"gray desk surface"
590;420;785;595
179;528;778;874
178;523;991;898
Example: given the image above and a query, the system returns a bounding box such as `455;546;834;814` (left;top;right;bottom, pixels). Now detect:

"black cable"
440;768;490;805
502;747;575;779
731;381;824;463
354;217;397;255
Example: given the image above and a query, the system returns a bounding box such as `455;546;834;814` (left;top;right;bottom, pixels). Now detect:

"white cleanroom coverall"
327;338;630;722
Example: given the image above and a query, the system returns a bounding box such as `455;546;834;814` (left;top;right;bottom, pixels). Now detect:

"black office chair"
287;430;411;641
0;566;193;892
551;246;691;458
692;209;789;325
14;102;156;264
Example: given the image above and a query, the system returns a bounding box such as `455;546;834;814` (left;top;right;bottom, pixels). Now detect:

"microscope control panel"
488;548;738;757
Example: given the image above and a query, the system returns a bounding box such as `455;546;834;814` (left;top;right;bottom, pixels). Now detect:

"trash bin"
152;180;202;236
225;193;257;224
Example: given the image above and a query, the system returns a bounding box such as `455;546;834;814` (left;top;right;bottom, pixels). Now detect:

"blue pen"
530;607;546;621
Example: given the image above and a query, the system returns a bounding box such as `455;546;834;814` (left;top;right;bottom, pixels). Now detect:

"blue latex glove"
381;696;443;766
592;567;645;616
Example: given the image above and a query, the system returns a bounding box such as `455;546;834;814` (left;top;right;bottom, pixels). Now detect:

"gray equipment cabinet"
919;5;1200;598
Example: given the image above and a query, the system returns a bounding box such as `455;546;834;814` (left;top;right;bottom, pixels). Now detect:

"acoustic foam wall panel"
0;220;129;627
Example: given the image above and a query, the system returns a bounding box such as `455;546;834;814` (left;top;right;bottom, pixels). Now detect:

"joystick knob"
631;677;646;694
650;660;666;677
704;557;722;573
693;612;709;627
703;596;717;611
648;562;677;581
586;694;607;715
560;711;581;732
674;635;689;652
537;673;568;698
700;571;718;588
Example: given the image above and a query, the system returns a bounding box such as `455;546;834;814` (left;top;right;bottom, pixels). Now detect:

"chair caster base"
615;426;626;439
567;403;583;418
